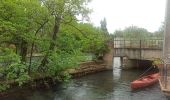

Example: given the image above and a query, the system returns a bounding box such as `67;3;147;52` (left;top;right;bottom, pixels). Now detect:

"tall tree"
100;17;109;34
154;22;164;38
0;0;49;72
0;0;110;91
113;26;151;39
39;0;91;69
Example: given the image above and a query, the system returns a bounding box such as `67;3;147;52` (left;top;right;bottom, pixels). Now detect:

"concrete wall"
141;50;162;60
114;48;162;60
103;42;114;69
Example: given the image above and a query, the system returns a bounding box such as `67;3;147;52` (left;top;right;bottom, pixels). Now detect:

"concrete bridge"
103;38;163;69
114;38;163;60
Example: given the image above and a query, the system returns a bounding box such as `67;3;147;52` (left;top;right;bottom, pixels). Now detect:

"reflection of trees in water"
82;71;114;93
54;71;114;100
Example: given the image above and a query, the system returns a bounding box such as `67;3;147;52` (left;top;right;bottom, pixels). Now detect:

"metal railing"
114;38;163;50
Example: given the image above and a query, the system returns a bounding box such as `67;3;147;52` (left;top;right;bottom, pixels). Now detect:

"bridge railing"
114;38;163;50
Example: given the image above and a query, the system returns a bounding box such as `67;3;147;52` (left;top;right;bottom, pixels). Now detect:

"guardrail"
114;38;163;50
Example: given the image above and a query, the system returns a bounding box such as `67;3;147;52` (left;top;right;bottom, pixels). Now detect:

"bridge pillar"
103;42;114;70
120;57;136;69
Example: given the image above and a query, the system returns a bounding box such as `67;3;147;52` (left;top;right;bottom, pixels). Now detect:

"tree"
100;17;109;34
114;30;124;37
0;0;49;63
154;22;164;38
0;0;109;91
113;26;151;39
63;23;108;58
39;0;92;69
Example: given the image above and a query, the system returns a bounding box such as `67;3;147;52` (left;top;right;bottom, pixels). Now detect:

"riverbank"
0;61;109;97
68;61;108;78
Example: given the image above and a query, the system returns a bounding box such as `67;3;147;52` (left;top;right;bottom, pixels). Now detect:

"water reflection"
113;57;121;80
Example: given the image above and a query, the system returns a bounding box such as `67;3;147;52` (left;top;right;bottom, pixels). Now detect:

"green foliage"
0;0;108;92
0;47;19;63
44;0;91;22
56;72;71;82
114;26;152;39
153;22;164;38
6;63;30;86
100;17;109;34
152;58;163;65
57;32;82;53
0;83;9;92
113;25;164;40
77;23;108;58
0;48;30;91
16;74;30;86
47;50;86;76
61;22;108;59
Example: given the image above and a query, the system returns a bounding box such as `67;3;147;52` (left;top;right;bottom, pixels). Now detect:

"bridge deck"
113;38;163;60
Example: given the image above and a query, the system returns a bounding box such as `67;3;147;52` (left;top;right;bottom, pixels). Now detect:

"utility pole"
163;0;170;88
164;0;170;62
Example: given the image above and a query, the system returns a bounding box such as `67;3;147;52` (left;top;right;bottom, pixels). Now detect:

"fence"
114;38;163;50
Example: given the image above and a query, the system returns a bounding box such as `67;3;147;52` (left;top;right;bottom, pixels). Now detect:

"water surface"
1;58;169;100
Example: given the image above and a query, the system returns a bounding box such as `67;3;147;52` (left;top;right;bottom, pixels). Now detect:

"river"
1;57;169;100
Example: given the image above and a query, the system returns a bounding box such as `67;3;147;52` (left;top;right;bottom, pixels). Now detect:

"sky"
88;0;166;33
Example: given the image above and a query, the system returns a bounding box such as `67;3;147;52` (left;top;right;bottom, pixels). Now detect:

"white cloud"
88;0;166;33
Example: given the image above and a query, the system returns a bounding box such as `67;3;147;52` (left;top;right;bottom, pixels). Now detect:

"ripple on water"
0;70;169;100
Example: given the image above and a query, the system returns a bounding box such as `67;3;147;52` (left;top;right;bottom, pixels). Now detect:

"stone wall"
68;61;108;78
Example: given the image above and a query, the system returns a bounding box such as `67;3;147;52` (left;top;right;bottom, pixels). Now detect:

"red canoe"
131;73;159;90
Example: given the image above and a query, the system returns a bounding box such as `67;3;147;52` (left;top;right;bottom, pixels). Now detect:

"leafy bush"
0;48;30;91
47;50;86;77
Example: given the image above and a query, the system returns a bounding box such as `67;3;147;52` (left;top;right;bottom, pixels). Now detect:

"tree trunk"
28;19;49;74
20;40;28;63
39;17;60;71
28;43;34;74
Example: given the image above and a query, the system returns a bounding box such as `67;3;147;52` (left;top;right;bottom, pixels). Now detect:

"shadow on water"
1;57;170;100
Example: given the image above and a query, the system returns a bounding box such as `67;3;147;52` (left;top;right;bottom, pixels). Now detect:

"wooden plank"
159;78;170;94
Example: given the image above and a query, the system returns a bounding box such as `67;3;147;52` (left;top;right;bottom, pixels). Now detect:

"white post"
163;0;170;88
163;0;170;62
